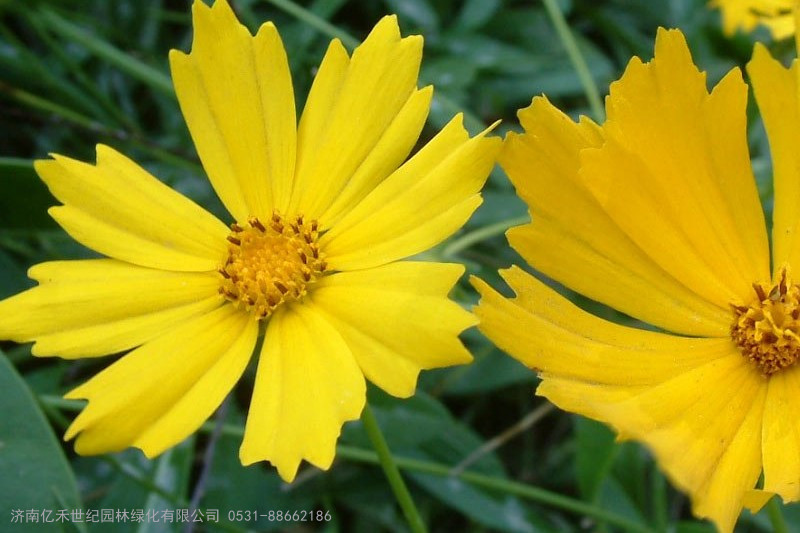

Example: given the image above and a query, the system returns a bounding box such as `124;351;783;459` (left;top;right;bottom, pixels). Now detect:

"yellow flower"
473;27;800;532
711;0;794;38
0;0;500;482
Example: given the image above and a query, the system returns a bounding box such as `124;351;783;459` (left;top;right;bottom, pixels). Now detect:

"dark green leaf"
0;350;82;531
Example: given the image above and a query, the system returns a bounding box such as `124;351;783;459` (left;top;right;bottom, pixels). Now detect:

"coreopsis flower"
0;0;500;482
711;0;794;38
473;28;800;532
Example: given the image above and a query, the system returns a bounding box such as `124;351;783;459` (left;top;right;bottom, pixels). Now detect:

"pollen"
218;211;327;319
731;268;800;375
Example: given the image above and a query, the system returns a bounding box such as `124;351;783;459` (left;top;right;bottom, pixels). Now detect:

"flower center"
218;212;327;319
731;268;800;375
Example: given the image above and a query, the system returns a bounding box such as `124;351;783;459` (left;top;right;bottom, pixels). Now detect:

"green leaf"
332;469;405;531
595;477;648;529
71;441;193;533
382;0;439;33
37;8;173;97
135;446;191;533
409;474;552;533
433;347;534;396
574;418;617;501
202;410;319;532
0;248;29;298
346;391;561;532
675;522;717;533
454;0;501;30
0;158;56;229
0;350;82;531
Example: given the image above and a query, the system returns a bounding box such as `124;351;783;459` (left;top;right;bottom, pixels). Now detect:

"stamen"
218;211;327;320
731;267;800;375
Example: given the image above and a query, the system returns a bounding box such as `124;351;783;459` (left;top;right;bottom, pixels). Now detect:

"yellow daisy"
0;0;500;482
711;0;794;38
473;27;800;532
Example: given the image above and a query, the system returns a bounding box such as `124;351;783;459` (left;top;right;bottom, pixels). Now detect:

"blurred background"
0;0;794;531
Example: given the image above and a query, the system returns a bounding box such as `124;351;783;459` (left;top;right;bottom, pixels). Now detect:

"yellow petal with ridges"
761;364;800;502
537;359;764;533
742;490;775;513
472;268;732;385
474;268;767;532
289;15;422;221
35;146;228;271
581;29;768;308
0;259;221;357
32;299;221;358
170;0;296;219
319;86;433;227
747;44;800;278
501;97;731;337
64;305;257;457
311;261;474;397
240;303;365;482
295;38;350;189
691;385;765;533
322;116;501;271
712;0;795;39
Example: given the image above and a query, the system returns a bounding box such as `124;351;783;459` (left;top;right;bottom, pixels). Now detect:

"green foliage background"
0;0;796;531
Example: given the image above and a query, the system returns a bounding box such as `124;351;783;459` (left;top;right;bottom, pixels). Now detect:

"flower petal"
473;267;733;385
474;268;766;532
747;43;800;277
743;490;775;513
0;259;222;357
501;96;731;337
288;15;425;222
35;145;228;271
319;86;433;227
761;364;800;502
539;364;764;533
240;303;365;482
579;29;768;308
712;0;794;39
64;305;257;457
322;115;501;271
310;261;474;398
169;0;296;220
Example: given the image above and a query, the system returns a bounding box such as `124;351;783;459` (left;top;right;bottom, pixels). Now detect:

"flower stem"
766;497;788;533
361;403;427;533
540;0;604;121
42;395;650;533
442;215;529;258
336;445;655;533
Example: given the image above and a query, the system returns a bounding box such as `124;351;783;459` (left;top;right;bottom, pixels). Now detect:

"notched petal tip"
743;490;775;513
367;14;401;41
167;47;188;65
469;274;500;306
32;157;57;175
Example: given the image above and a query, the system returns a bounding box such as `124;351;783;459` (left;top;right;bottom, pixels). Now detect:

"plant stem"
361;404;427;533
336;445;654;533
443;215;529;258
42;395;652;533
0;82;99;130
766;497;789;533
540;0;604;121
